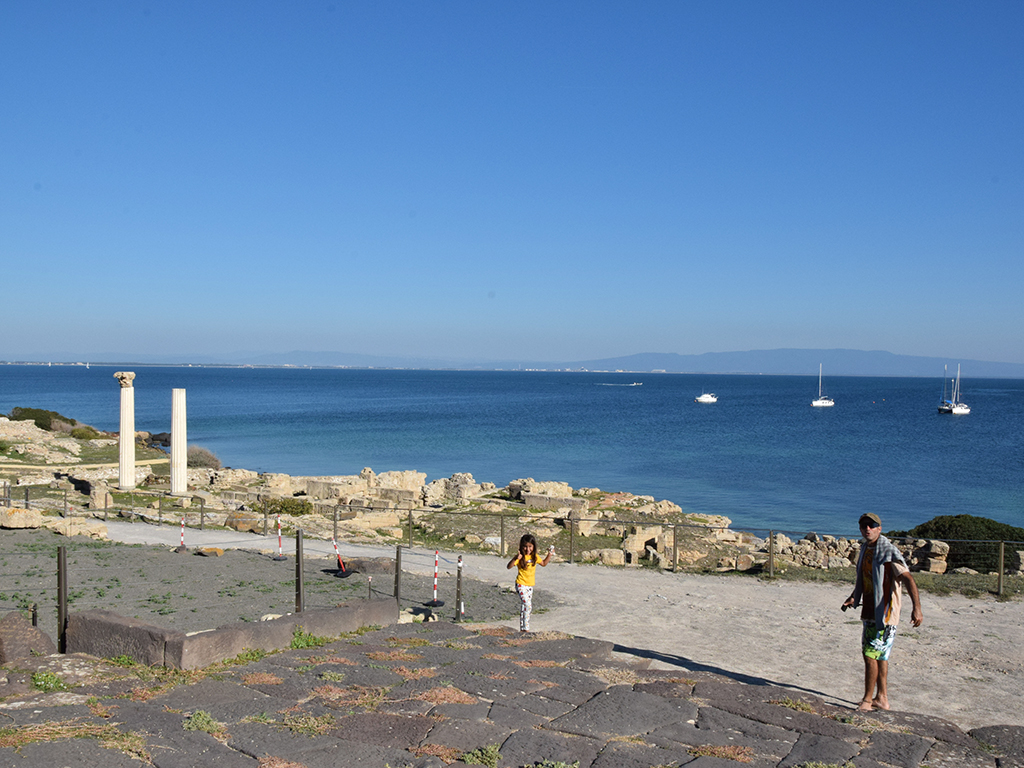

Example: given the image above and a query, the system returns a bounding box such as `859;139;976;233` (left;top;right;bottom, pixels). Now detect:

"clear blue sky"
2;2;1022;364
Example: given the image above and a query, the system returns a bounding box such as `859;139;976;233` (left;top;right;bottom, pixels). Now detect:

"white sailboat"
811;364;834;407
938;364;970;415
695;392;717;403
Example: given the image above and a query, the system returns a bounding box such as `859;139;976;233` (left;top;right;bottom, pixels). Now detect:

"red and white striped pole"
332;539;346;572
426;549;444;607
176;517;187;553
272;515;287;561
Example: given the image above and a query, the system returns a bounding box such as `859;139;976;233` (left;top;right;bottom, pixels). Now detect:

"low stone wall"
67;598;398;669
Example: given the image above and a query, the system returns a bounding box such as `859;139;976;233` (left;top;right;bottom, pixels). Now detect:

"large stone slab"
549;684;695;739
0;610;57;662
67;609;185;666
496;726;603;768
858;728;935;768
971;725;1024;764
777;732;860;768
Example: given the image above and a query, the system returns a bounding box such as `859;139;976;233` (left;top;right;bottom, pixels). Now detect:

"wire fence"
3;480;1022;653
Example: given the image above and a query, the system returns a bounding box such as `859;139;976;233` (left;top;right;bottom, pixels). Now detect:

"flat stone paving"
1;622;1021;768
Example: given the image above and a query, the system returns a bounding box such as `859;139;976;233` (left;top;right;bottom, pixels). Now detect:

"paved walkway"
2;620;1019;767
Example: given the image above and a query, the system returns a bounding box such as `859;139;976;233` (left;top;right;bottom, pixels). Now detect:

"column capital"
114;371;136;388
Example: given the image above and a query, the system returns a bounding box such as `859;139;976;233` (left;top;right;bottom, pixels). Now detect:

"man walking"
842;512;923;711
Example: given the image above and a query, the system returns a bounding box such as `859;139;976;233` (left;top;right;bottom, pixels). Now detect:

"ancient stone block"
0;507;43;529
0;611;57;662
225;511;263;532
67;610;186;666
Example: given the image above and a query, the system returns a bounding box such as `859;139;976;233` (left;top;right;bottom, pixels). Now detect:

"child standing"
507;533;554;633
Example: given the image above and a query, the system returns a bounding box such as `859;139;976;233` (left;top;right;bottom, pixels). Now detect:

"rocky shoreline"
5;414;1022;581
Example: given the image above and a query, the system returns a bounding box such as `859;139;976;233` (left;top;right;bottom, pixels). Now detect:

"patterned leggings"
516;584;533;631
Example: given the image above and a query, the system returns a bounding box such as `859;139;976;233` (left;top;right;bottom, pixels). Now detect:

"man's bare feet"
872;696;890;710
856;699;874;711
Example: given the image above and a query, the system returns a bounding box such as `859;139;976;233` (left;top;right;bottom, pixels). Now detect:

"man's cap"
859;512;881;527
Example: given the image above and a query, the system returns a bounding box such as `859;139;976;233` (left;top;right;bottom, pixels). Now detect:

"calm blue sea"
2;365;1022;535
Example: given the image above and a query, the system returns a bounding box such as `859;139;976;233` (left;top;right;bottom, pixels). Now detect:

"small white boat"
811;364;834;407
938;364;970;415
695;392;718;403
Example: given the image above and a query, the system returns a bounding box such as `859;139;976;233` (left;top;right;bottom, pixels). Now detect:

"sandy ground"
28;521;1024;731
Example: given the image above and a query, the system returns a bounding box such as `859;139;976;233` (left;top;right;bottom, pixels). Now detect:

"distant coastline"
4;347;1024;378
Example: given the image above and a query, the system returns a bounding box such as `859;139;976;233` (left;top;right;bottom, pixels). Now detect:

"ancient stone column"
114;372;136;490
170;388;187;495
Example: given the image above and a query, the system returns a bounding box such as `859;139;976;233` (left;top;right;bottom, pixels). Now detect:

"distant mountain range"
7;348;1024;378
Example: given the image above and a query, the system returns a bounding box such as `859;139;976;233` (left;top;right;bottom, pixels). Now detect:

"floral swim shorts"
862;621;897;661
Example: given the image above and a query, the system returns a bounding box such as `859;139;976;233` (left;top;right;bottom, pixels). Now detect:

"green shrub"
890;515;1024;572
182;710;223;734
71;426;102;440
265;497;314;517
462;744;501;767
31;671;69;692
8;407;75;431
186;446;222;469
290;626;331;649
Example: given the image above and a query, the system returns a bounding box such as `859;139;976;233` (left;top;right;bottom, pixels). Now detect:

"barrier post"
426;550;444;607
368;575;372;600
272;515;286;561
57;546;68;654
63;489;68;518
176;517;187;553
768;530;775;578
998;541;1005;596
394;545;403;603
25;487;30;509
455;555;464;622
295;530;305;613
31;603;38;627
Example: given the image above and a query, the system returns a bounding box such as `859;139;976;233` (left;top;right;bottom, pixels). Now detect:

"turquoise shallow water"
2;364;1022;535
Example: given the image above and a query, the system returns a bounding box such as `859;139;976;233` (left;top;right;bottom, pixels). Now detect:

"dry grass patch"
512;659;565;668
86;696;116;718
414;686;477;705
258;757;307;768
0;719;150;762
392;666;438;680
590;666;642;685
281;711;334;736
243;672;284;685
302;654;358;665
480;653;512;660
689;744;754;762
476;626;515;637
387;636;431;647
313;684;389;711
412;743;463;762
770;697;816;713
442;639;478;650
365;650;422;662
487;672;512;680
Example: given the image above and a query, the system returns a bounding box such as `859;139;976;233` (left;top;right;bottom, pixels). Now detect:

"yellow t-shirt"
515;555;540;587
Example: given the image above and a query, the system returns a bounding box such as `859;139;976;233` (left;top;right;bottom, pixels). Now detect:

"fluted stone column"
114;372;136;490
170;388;187;495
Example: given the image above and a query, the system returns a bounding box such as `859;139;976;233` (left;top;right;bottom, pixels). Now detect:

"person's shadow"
611;642;840;702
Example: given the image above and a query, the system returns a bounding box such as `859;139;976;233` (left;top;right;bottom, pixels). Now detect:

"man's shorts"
862;621;897;661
